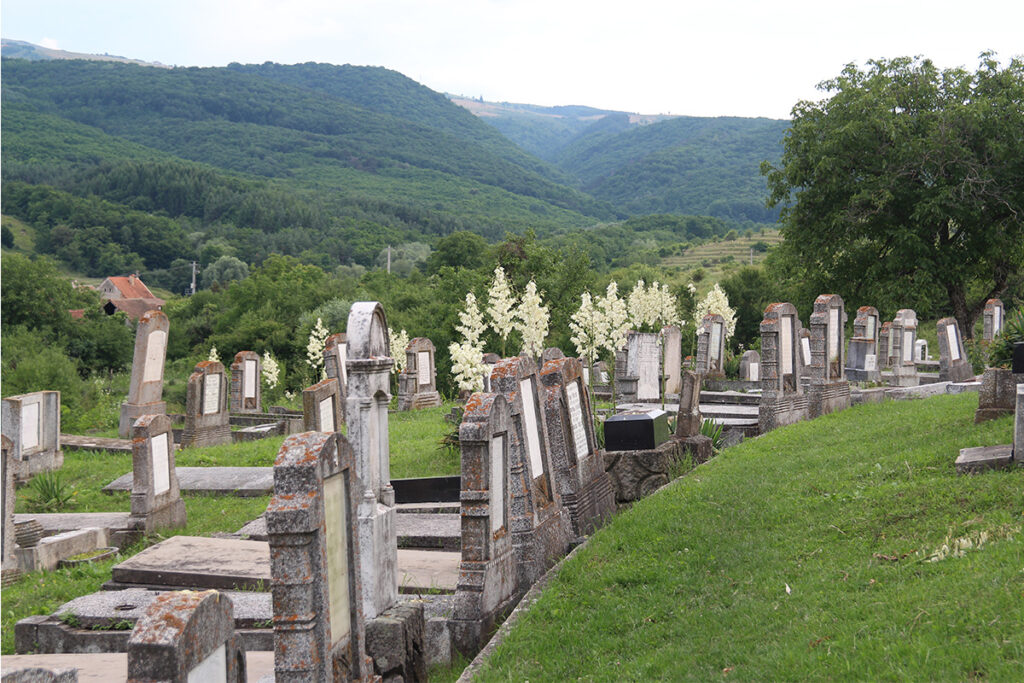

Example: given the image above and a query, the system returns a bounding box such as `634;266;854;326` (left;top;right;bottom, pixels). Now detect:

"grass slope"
479;393;1023;681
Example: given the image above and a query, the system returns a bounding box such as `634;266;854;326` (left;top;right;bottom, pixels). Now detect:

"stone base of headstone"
758;395;809;433
603;439;686;503
974;368;1023;423
118;401;166;440
955;445;1017;474
126;497;186;538
1;667;78;682
15;527;110;573
563;457;616;539
179;422;231;449
397;390;443;412
365;602;426;682
807;381;851;419
614;377;638;405
3;566;23;587
888;368;919;387
940;364;975;384
512;506;573;595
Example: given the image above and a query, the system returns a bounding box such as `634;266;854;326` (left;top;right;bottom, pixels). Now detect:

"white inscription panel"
21;402;40;451
829;308;840;361
946;324;961;361
490;435;505;534
417;351;431;386
142;330;167;383
994;307;1002;335
749;362;759;382
187;643;226;683
866;315;876;340
323;472;351;646
519;378;544;476
565;382;589;460
801;336;812;367
338;343;348;388
151;432;170;495
781;316;793;375
243;359;257;399
637;335;660;400
865;354;877;371
902;330;913;364
203;374;221;415
709;323;722;363
319;397;335;433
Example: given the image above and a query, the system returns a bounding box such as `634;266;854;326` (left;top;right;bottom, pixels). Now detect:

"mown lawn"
477;393;1023;681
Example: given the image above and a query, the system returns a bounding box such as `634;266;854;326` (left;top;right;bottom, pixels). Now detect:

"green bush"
987;307;1023;368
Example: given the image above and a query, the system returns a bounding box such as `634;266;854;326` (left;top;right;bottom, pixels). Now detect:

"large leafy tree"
762;54;1024;336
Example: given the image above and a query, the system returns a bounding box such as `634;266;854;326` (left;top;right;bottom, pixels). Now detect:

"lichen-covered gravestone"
758;303;809;433
302;378;343;434
127;414;186;536
889;309;920;387
739;350;760;383
181;360;231;448
662;325;683;395
2;434;18;586
696;314;727;379
323;333;349;421
846;306;881;383
1;391;62;481
229;351;262;414
540;357;615;539
127;590;246;683
489;356;572;594
265;431;374;682
397;337;443;410
936;317;974;383
120;310;169;438
983;298;1005;342
1;667;78;682
807;294;850;417
975;367;1021;423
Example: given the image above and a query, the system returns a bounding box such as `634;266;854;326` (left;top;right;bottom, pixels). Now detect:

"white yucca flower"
388;327;410;374
306;317;329;375
515;280;549;358
597;281;630;353
456;292;487;348
687;282;697;295
486;266;516;345
627;280;679;332
569;291;605;363
657;283;681;327
694;284;737;339
449;339;488;392
261;351;280;390
207;346;220;363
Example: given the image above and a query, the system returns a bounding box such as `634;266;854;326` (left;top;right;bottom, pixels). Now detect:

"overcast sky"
3;0;1022;119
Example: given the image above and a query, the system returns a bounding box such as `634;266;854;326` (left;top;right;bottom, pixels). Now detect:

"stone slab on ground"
886;382;951;400
946;380;982;394
60;434;134;454
15;512;130;535
955;445;1016;474
0;651;273;682
103;466;274;497
695;390;761;406
397;549;460;594
233;512;460;549
850;387;888;405
395;501;460;514
57;587;271;627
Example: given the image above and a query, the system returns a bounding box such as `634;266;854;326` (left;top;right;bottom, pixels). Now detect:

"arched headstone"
696;314;727;379
397;338;443;410
984;298;1005;341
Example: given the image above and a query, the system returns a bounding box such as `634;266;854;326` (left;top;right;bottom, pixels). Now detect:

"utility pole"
749;248;753;266
190;261;198;295
387;245;392;274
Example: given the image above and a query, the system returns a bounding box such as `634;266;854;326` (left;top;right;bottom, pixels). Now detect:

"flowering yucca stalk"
306;317;329;379
261;351;280;390
456;292;487;348
569;291;604;365
487;266;517;356
694;284;737;339
207;346;220;363
448;339;488;393
597;281;630;355
389;327;410;375
515;280;549;358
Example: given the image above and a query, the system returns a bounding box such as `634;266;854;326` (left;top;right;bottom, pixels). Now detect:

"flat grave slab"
398;549;461;593
104;466;274;497
15;512;130;535
61;434;133;454
54;587;271;628
695;390;762;406
1;651;273;683
234;512;461;549
955;445;1016;474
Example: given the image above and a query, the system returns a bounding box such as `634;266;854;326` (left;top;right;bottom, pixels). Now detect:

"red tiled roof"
104;298;163;320
69;309;85;319
104;275;157;300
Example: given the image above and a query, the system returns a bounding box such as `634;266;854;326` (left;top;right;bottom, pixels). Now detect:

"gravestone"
540;357;615;539
2;434;18;585
808;294;850;417
344;302;397;620
739;350;761;382
119;310;170;438
915;339;929;362
489;356;572;594
265;431;374;682
127;414;186;535
975;367;1022;423
799;328;812;380
631;332;662;402
889;309;919;387
230;351;262;414
1017;384;1024;461
397;337;443;411
127;590;245;683
878;321;893;369
181;360;231;448
450;393;520;657
936;317;974;383
323;333;349;421
302;378;343;434
1;668;77;682
758;303;809;433
1;391;63;481
662;325;683;395
695;314;727;379
846;305;881;383
675;370;703;438
984;298;1005;341
540;347;565;364
605;409;671;451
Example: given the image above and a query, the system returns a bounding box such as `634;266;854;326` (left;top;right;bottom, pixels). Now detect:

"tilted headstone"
889;309;919;387
540;357;615;539
229;351;262;414
397;337;443;410
323;333;349;421
846;306;881;383
127;590;245;683
808;294;850;417
344;302;397;620
662;325;683;395
266;431;373;682
675;370;703;438
127;414;186;534
695;314;727;379
302;378;343;434
1;391;62;481
489;356;572;593
984;298;1005;341
936;317;973;383
758;303;809;433
739;350;761;383
119;310;170;438
2;434;17;584
181;361;231;448
878;321;893;369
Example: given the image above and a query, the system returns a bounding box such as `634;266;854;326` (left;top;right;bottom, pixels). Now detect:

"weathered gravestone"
807;294;850;417
936;317;974;383
915;339;929;362
265;431;374;682
975;367;1023;423
181;360;231;448
889;309;919;387
632;332;662;402
127;414;186;536
1;668;77;682
480;353;501;392
302;378;343;434
2;434;19;586
662;325;683;395
449;393;520;657
397;337;443;411
675;370;703;438
1;391;62;481
984;298;1005;341
230;351;262;414
540;357;615;539
739;350;761;382
540;347;565;364
120;310;170;438
695;314;727;379
323;333;349;421
878;321;893;369
955;384;1024;474
799;328;812;382
489;356;572;594
759;303;809;433
846;305;881;383
127;590;245;683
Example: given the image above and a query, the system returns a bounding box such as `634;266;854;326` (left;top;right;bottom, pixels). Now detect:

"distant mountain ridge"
1;38;171;68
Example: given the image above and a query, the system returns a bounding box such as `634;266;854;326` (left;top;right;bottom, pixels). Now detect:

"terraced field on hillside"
662;229;783;270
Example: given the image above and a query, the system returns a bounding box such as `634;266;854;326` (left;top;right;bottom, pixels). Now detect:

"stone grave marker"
984;298;1005;341
878;321;893;369
127;590;245;683
480;353;501;392
2;434;18;585
662;325;683;395
758;303;809;432
2;667;78;682
915;339;928;362
1016;384;1024;461
739;350;760;383
119;310;170;438
696;314;727;379
397;337;443;410
1;391;63;481
846;305;881;383
936;317;974;383
808;294;850;417
181;360;231;448
540;357;615;539
229;351;262;414
975;367;1021;423
323;333;349;421
302;378;343;434
799;328;812;373
265;431;373;682
675;370;703;438
489;355;572;594
889;309;920;387
540;347;565;364
127;414;186;535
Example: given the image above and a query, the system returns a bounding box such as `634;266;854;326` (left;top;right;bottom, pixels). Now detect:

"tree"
762;54;1024;337
201;255;249;289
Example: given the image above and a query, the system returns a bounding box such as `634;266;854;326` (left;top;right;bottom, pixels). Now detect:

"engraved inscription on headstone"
710;322;722;361
565;381;589;460
187;643;226;683
750;362;759;382
323;472;351;645
519;377;544;475
319;397;335;433
637;335;660;400
151;432;170;496
781;316;793;375
829;308;840;361
21;402;39;451
490;434;505;534
865;354;877;371
243;359;257;399
866;315;876;339
417;350;431;386
902;330;913;363
947;324;961;361
994;307;1002;335
203;374;221;415
801;336;812;367
142;330;167;383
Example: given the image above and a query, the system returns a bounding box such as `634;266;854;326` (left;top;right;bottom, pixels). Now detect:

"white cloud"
39;37;59;49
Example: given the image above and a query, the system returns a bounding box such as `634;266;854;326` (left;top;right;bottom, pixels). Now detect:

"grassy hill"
662;229;784;270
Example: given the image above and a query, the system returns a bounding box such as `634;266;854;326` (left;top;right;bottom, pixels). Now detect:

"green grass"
662;230;783;269
389;402;462;479
478;393;1023;681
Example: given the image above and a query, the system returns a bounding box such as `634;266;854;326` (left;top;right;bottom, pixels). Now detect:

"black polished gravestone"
1013;342;1024;374
604;409;671;451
